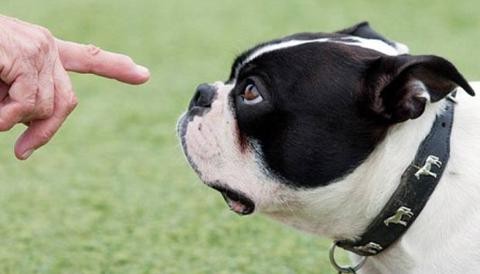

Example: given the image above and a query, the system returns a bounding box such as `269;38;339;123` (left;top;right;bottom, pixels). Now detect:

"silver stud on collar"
447;94;458;104
414;155;442;180
354;242;383;255
384;206;414;227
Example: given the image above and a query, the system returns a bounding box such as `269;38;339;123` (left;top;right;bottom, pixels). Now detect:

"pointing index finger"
56;39;150;85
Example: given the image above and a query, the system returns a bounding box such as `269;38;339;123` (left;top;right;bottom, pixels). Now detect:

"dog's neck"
268;100;445;241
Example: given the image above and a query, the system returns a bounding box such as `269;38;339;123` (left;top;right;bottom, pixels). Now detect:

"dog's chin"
178;113;255;216
210;185;255;215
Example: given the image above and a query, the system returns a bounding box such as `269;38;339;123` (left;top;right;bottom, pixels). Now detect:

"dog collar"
334;96;456;260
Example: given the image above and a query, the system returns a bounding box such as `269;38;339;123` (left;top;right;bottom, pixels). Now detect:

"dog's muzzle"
177;83;218;160
178;84;256;215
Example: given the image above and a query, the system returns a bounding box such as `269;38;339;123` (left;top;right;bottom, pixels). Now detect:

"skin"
0;15;150;160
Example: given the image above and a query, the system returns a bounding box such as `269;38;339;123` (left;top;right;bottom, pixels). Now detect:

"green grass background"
0;0;478;273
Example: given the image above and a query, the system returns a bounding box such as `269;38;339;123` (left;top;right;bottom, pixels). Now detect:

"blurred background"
0;0;478;273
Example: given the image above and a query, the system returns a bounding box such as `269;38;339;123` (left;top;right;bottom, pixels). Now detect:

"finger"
0;75;38;131
56;39;150;85
0;81;8;102
28;56;55;120
14;61;77;160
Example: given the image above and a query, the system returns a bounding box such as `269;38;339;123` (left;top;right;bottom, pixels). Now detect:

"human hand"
0;15;150;160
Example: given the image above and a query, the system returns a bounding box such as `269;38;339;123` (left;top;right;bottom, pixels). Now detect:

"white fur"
394;42;410;55
182;82;295;212
234;36;406;79
182;78;480;273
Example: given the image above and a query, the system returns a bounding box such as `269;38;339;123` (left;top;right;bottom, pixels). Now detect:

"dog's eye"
242;84;263;105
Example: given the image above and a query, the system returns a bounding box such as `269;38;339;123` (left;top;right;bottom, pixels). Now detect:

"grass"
0;0;478;273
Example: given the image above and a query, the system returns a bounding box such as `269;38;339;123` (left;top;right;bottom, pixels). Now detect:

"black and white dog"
178;22;480;273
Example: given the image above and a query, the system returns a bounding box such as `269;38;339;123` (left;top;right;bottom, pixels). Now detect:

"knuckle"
56;91;78;116
24;82;39;95
26;41;47;58
37;104;54;119
0;120;14;131
24;41;43;56
34;27;54;54
85;44;101;56
83;44;102;71
35;129;54;145
21;100;36;114
67;93;79;112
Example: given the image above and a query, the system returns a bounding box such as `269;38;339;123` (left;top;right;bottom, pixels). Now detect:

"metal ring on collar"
329;241;367;273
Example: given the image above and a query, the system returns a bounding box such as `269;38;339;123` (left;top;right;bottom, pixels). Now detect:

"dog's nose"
189;83;217;111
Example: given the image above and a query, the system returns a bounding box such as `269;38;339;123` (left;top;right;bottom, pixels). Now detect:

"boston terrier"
177;22;480;273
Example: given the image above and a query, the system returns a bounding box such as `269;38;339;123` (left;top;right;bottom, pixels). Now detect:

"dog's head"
178;22;474;236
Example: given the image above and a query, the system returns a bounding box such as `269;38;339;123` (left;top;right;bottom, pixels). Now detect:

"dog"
177;22;480;273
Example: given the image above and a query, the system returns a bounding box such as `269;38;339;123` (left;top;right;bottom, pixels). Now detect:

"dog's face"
178;22;473;235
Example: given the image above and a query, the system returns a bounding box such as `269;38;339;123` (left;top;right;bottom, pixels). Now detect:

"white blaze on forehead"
235;36;406;79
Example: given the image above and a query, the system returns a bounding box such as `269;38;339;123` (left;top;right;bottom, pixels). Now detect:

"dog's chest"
361;83;480;273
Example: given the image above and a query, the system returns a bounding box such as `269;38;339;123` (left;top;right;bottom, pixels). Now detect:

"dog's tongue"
219;190;254;216
226;197;248;214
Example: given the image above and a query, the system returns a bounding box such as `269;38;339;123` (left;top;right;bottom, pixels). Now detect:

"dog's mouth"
211;185;255;215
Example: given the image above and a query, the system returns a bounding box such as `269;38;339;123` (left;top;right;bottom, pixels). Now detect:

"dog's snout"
189;84;217;113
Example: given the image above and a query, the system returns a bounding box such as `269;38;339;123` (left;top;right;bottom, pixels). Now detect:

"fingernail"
21;149;34;160
135;65;150;76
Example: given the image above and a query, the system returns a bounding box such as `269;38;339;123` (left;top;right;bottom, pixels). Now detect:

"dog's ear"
361;54;475;123
337;22;387;41
337;22;409;54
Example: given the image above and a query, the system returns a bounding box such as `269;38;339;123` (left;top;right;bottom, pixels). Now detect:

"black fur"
225;23;474;188
230;42;387;188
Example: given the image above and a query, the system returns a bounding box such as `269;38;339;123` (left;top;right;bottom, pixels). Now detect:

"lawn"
0;0;478;273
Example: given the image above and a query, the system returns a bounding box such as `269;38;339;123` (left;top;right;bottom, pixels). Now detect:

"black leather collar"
336;98;456;256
